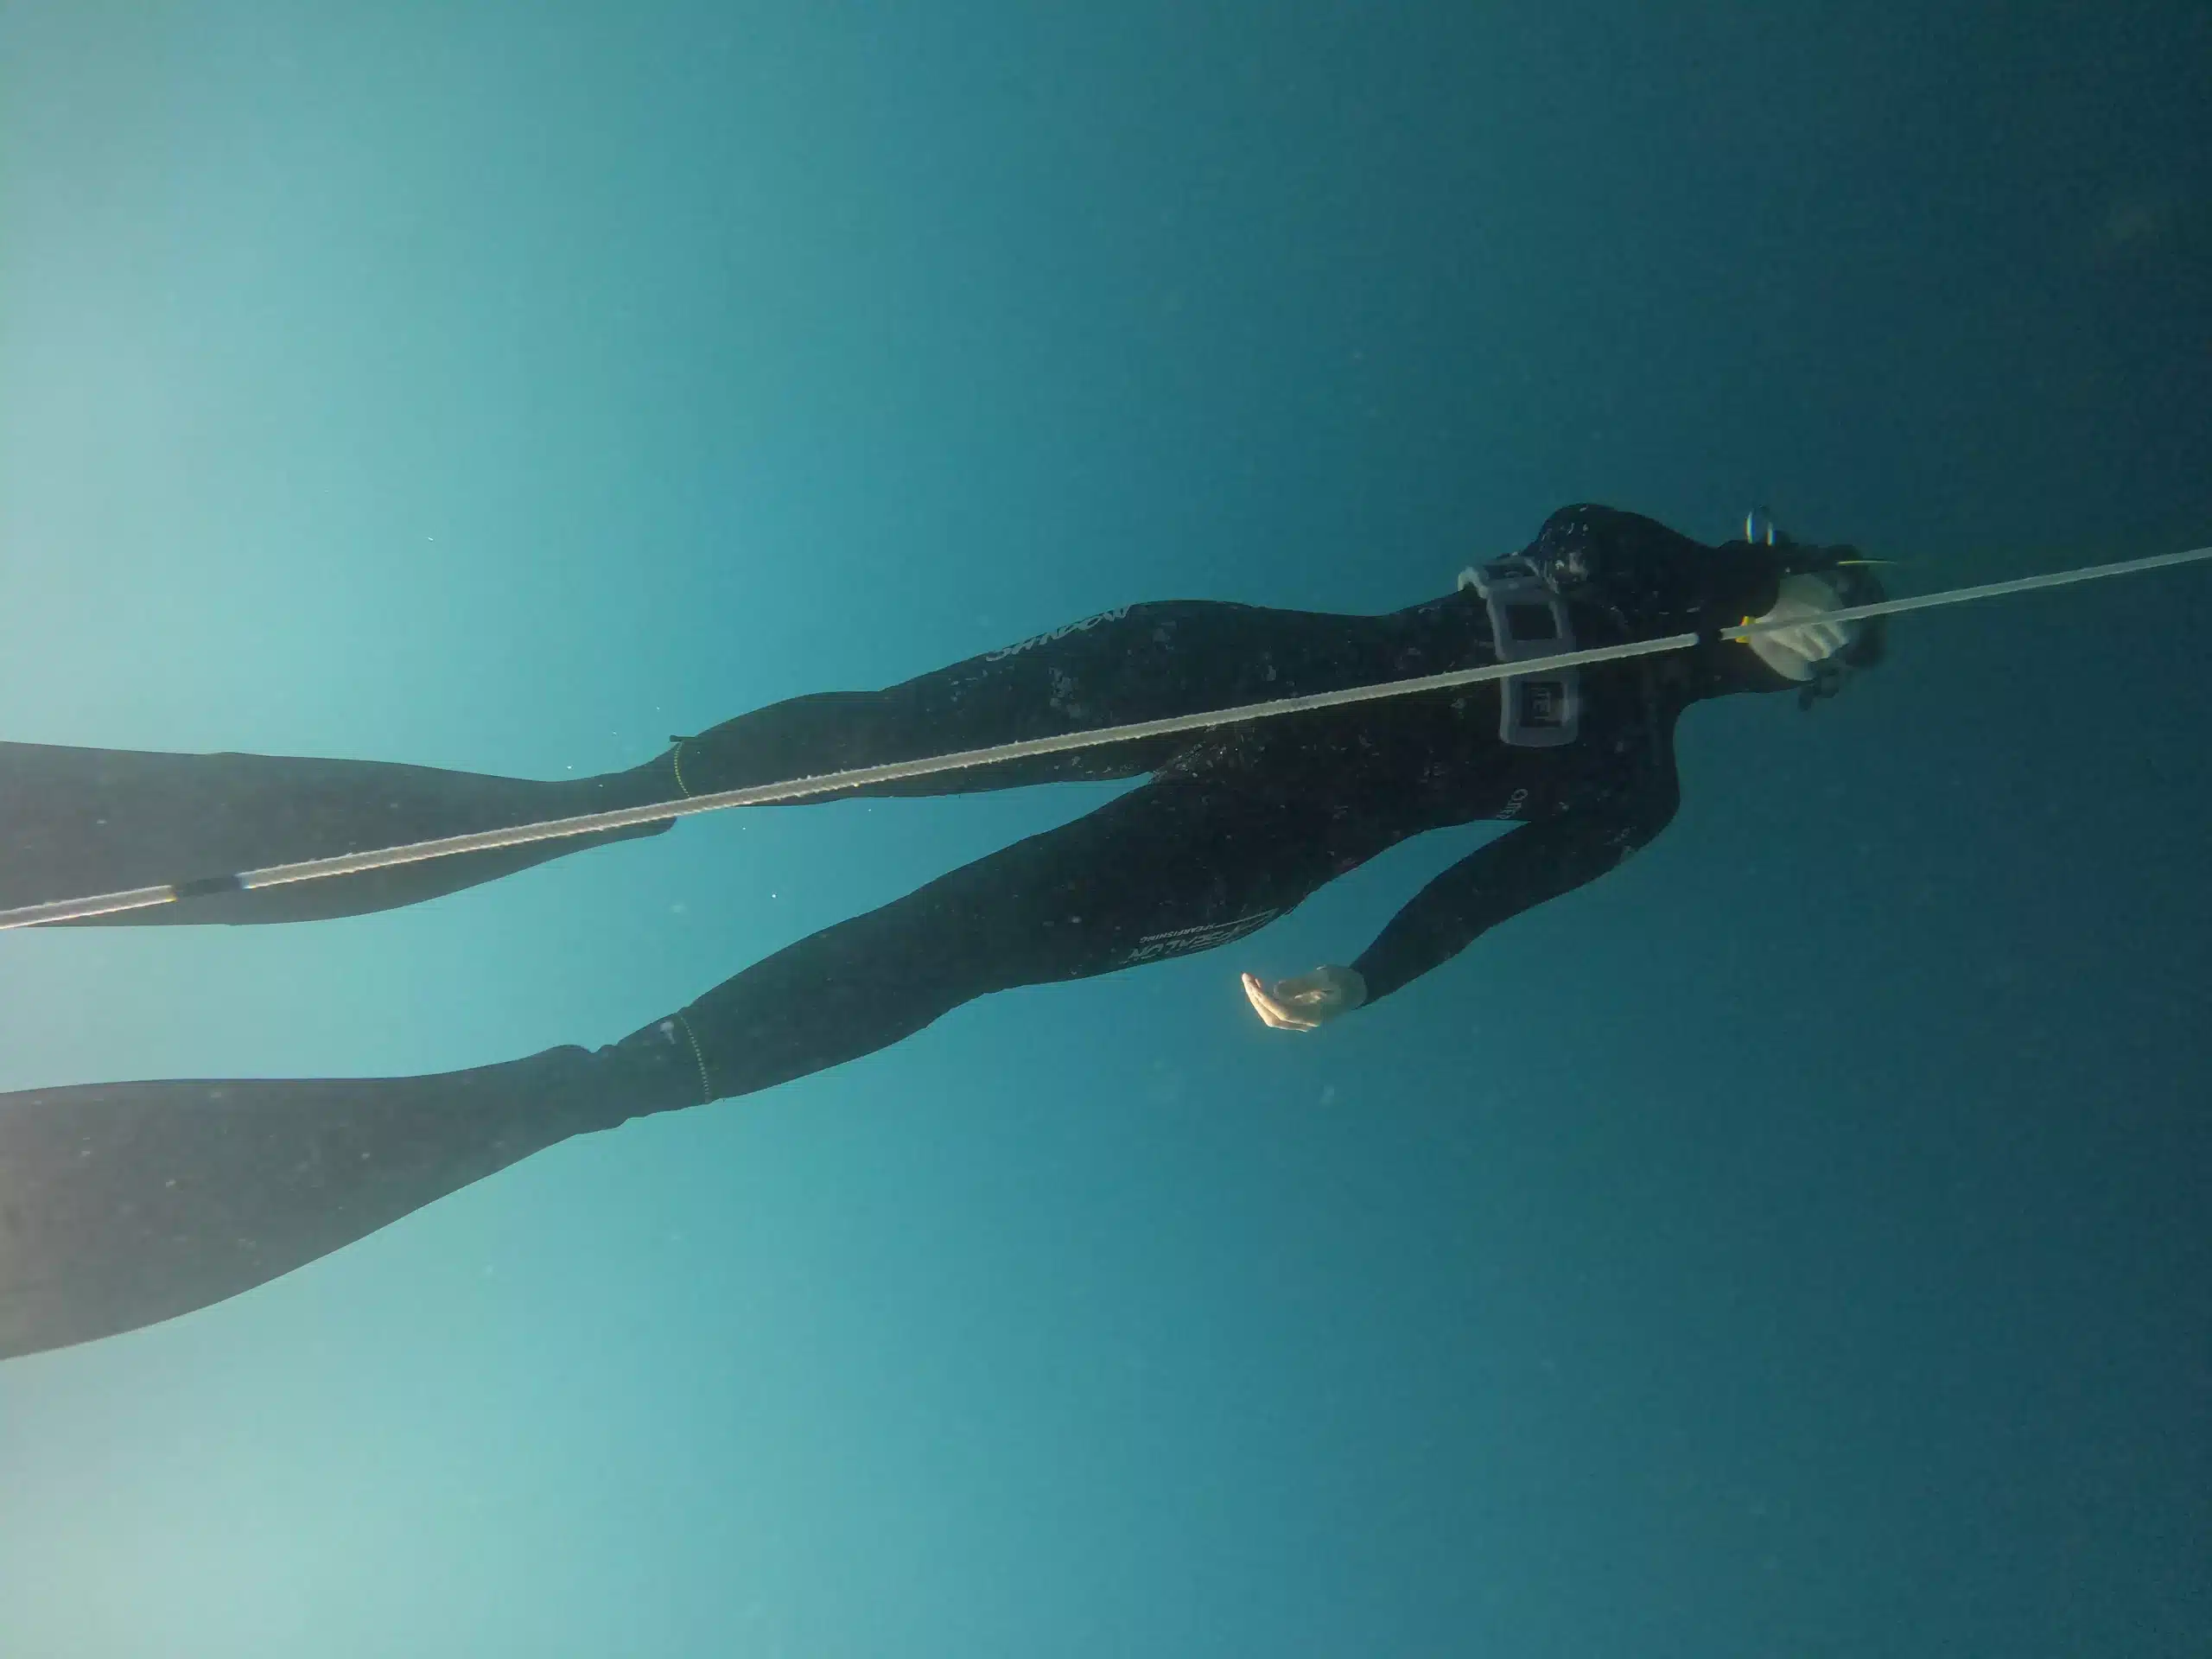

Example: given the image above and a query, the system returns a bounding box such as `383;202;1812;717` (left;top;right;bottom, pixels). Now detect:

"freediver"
0;505;1884;1359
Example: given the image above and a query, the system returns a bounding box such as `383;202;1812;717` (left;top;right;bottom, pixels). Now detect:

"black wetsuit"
0;505;1824;1360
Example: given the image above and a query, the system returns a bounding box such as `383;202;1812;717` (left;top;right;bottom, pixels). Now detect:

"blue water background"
2;3;2208;1653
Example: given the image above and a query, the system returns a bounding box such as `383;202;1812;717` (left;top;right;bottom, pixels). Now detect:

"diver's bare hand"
1242;966;1368;1032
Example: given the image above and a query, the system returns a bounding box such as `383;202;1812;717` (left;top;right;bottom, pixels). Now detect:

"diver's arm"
1347;775;1681;1005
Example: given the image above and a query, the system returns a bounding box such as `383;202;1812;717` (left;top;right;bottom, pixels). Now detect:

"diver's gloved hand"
1744;572;1863;683
1241;965;1368;1032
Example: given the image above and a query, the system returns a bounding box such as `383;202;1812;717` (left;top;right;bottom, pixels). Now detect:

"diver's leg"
3;601;1395;925
0;779;1387;1360
647;599;1402;800
0;741;670;926
607;772;1382;1107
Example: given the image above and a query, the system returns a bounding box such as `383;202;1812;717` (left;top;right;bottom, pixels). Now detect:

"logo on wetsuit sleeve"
984;607;1134;661
1123;908;1281;966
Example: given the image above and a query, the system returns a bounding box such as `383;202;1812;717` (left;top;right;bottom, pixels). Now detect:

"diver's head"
1745;545;1888;707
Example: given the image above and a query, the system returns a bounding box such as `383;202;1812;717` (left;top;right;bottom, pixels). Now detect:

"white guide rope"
3;543;2206;931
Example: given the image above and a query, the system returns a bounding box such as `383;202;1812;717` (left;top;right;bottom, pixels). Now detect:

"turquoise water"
3;3;2208;1653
